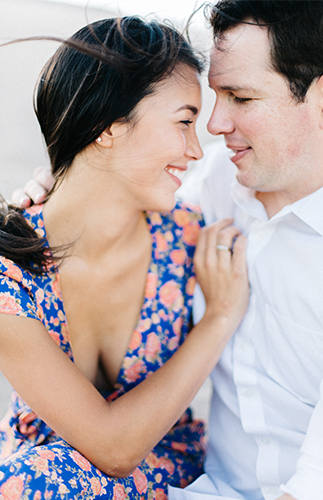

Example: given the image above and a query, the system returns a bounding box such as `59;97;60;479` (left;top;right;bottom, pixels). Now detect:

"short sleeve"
0;256;38;320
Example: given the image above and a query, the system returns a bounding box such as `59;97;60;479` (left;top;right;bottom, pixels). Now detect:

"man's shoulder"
178;139;236;205
200;140;236;183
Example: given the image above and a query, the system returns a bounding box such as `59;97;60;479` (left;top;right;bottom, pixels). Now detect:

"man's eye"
180;120;193;126
233;96;251;104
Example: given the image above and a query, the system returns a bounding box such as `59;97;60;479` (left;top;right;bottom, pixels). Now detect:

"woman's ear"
95;122;128;148
95;127;113;149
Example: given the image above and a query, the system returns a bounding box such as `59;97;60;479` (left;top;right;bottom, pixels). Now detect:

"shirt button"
255;229;267;239
260;436;271;445
240;342;249;351
244;389;254;399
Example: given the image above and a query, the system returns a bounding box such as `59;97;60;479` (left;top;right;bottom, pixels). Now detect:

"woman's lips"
164;166;187;187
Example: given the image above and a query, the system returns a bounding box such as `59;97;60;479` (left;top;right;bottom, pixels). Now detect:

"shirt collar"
232;181;323;236
231;180;268;222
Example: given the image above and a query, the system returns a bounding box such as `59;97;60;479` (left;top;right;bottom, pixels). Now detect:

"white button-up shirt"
169;141;323;500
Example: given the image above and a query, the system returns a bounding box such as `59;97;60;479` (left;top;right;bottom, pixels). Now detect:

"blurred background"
0;0;215;420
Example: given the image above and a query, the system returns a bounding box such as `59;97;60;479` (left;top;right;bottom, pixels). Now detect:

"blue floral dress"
0;202;205;500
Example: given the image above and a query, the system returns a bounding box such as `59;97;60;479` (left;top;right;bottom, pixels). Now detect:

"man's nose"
207;99;235;136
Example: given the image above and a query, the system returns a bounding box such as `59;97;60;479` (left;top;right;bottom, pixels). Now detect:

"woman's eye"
180;120;193;126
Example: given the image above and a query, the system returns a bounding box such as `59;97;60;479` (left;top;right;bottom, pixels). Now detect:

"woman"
0;17;248;499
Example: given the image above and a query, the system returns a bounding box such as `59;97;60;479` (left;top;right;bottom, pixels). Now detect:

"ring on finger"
216;244;231;251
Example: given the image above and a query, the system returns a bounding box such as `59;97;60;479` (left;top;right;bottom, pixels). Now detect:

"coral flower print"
171;442;188;453
90;477;102;495
0;258;23;282
145;272;158;299
173;209;192;227
182;222;200;246
0;202;205;499
70;451;91;471
124;359;146;383
146;333;161;362
170;249;187;266
159;281;181;309
156;232;168;253
132;468;148;495
37;449;55;461
156;488;168;500
173;317;183;337
0;293;22;315
185;276;196;296
32;456;50;475
145;452;161;469
113;483;128;500
0;475;24;500
168;336;179;351
128;329;142;351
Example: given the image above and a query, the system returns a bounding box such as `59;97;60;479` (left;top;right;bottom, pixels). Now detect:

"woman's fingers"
231;233;248;272
195;218;234;263
195;222;241;271
194;218;249;330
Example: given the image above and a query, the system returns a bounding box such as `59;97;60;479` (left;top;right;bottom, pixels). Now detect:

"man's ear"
317;75;323;130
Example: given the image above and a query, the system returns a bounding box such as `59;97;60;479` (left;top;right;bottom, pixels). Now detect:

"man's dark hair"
209;0;323;102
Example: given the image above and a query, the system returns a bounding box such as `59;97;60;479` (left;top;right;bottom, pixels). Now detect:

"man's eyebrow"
175;105;198;115
218;85;258;93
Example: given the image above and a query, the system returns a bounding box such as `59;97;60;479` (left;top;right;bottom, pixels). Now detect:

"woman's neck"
42;161;148;263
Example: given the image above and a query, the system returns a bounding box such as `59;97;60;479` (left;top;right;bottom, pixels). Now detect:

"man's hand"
276;494;297;500
11;166;54;208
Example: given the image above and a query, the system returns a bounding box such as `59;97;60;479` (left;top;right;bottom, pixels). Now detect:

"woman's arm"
0;219;248;477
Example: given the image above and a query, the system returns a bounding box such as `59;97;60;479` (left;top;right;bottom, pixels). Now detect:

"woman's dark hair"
0;16;203;274
209;0;323;102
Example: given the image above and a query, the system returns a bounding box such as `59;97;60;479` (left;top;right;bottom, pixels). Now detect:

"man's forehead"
208;24;273;82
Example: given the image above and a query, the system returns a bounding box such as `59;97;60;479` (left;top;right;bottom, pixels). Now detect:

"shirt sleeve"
281;379;323;500
0;258;38;320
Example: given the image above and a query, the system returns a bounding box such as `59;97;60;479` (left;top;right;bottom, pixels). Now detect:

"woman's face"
107;65;203;212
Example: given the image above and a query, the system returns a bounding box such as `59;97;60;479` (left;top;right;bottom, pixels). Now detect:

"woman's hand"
11;166;54;208
194;218;249;333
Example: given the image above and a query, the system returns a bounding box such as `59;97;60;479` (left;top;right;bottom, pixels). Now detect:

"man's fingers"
33;166;55;191
24;179;48;204
11;188;31;208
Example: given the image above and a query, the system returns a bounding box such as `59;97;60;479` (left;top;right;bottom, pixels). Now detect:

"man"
169;1;323;500
11;1;323;499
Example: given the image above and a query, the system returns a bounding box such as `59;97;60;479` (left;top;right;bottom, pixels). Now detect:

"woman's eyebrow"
175;105;198;115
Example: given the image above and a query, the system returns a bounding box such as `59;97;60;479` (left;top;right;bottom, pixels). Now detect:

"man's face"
207;23;321;204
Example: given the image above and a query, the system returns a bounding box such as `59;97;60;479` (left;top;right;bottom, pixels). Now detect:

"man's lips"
226;145;252;164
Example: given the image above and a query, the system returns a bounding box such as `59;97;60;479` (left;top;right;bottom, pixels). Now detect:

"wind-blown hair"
209;0;323;102
36;16;203;181
0;17;203;274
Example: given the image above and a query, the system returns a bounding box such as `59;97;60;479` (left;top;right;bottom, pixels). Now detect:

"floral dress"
0;202;205;500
